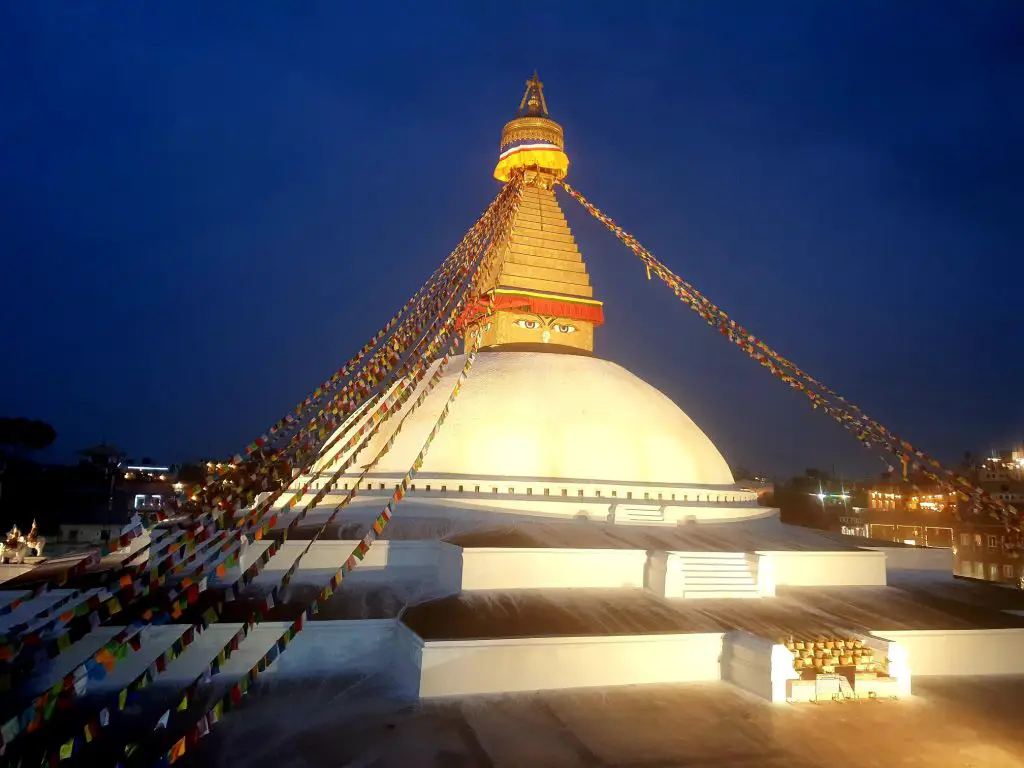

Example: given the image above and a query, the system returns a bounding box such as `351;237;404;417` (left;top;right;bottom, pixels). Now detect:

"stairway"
621;505;666;524
674;552;760;599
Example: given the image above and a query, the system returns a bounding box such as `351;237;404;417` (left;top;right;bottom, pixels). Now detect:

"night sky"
1;2;1022;478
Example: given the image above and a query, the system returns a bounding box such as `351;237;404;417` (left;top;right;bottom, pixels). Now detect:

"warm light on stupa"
493;72;570;183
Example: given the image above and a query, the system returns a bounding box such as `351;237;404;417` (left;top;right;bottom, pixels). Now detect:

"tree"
0;417;57;455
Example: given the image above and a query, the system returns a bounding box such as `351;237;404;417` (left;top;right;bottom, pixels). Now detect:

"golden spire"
517;71;549;118
494;71;569;183
462;74;603;355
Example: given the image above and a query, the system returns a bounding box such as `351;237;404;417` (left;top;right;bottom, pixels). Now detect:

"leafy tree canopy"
0;417;57;452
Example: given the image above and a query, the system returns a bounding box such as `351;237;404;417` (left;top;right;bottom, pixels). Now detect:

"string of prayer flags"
145;177;524;767
560;180;1021;540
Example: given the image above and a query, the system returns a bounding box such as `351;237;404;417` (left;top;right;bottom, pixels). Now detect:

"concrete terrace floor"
397;584;1024;641
193;676;1024;767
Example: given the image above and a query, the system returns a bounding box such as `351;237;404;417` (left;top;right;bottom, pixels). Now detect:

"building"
952;450;1024;584
859;476;957;548
51;449;179;554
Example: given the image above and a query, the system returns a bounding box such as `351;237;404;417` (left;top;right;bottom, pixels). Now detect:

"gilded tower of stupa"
463;73;605;354
305;73;760;520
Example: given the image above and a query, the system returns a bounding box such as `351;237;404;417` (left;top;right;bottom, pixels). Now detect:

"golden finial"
517;71;549;118
495;72;568;182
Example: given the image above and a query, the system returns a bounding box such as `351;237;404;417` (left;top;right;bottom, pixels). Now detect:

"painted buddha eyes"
513;319;577;334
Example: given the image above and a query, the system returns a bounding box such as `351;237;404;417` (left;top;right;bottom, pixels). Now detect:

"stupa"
6;75;1024;768
296;73;765;528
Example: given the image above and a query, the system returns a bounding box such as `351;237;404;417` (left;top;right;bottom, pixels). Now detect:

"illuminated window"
960;533;970;546
989;563;1000;581
988;535;998;549
960;560;971;576
1003;564;1014;578
974;534;982;546
974;562;984;579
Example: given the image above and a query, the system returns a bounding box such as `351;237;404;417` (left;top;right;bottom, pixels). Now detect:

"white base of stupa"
8;515;1022;719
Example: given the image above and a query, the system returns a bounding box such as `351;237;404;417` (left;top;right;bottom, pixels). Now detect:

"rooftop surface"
194;676;1024;767
399;578;1024;641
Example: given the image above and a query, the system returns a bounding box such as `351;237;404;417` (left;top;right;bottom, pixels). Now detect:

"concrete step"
626;513;666;522
673;551;750;559
682;580;759;590
684;575;756;585
682;589;762;599
678;562;751;572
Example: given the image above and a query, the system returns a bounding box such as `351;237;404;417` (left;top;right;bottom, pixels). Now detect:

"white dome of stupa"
314;351;737;490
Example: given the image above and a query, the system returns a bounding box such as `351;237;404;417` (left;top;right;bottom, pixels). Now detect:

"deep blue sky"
1;2;1022;478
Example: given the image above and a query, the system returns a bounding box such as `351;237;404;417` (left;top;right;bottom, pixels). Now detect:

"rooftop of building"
193;675;1024;767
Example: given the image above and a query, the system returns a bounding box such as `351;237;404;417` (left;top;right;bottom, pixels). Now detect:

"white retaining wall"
418;632;726;697
868;546;953;572
872;629;1024;676
722;631;797;703
247;540;893;593
251;540;462;594
460;547;647;590
758;550;887;587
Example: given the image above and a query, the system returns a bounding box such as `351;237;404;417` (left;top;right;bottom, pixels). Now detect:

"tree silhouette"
0;418;57;454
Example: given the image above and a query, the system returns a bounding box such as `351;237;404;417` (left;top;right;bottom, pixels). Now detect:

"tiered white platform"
9;517;1020;712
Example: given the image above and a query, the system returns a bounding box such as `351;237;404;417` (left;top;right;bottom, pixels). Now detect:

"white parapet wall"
758;550;887;587
722;631;796;703
867;546;953;572
871;629;1024;677
418;633;726;697
251;540;463;594
460;547;648;590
